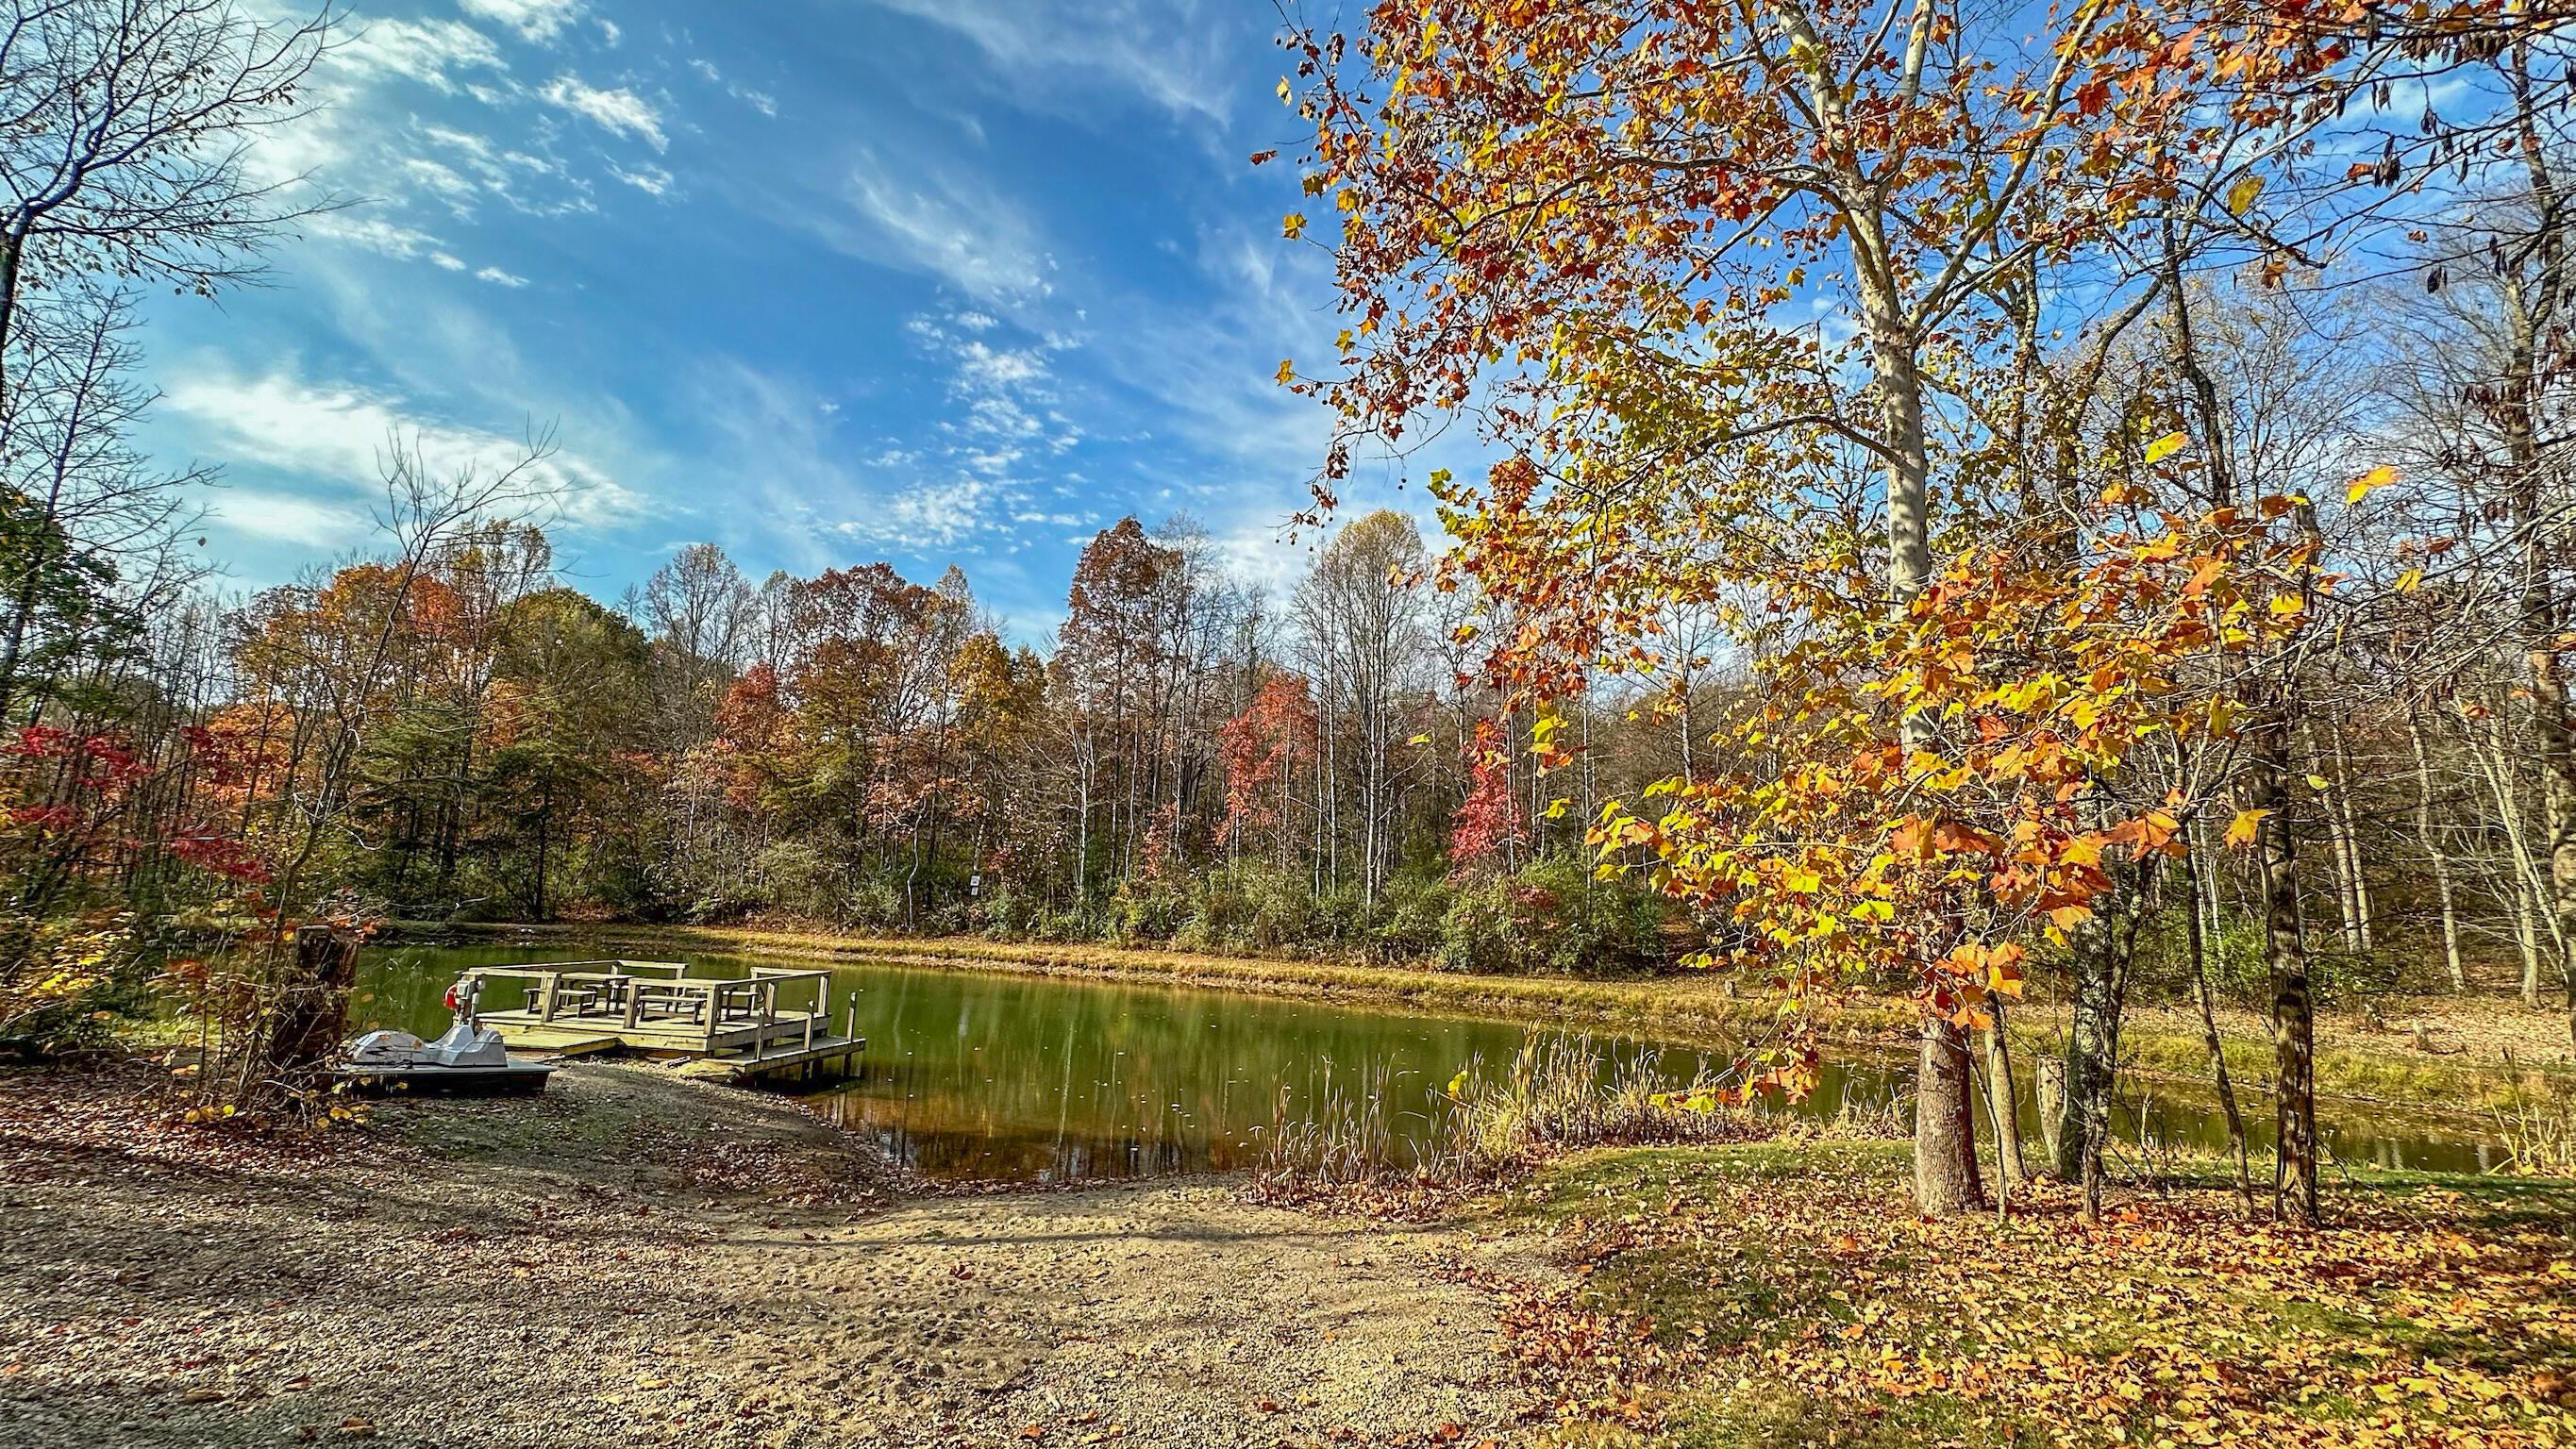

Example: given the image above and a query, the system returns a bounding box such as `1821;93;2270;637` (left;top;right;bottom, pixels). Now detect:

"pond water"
354;941;2508;1183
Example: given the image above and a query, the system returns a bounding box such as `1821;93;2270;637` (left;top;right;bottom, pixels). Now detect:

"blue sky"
136;0;1432;638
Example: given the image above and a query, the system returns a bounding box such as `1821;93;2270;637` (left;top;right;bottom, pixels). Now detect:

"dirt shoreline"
0;1062;1530;1449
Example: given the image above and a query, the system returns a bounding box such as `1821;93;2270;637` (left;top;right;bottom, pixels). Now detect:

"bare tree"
0;283;207;718
0;0;341;387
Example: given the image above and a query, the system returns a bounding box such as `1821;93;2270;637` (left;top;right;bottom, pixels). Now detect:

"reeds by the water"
2492;1069;2576;1176
1255;1030;1786;1191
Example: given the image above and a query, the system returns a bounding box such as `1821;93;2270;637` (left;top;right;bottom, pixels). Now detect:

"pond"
354;941;2508;1183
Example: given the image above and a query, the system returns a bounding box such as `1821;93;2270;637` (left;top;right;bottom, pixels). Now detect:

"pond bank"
0;1061;1525;1448
410;920;2574;1116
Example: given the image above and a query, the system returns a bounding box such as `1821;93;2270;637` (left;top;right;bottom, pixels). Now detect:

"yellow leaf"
2225;174;2265;215
2347;463;2398;504
1275;358;1295;385
2224;808;2270;848
2396;567;2423;593
1281;211;1307;240
2142;430;2187;464
1783;867;1823;893
2306;773;2331;791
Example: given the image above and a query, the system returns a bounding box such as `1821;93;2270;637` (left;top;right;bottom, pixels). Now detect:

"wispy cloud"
863;0;1233;125
540;75;668;150
684;57;779;117
308;213;446;261
811;149;1051;303
610;162;674;196
694;360;1043;558
205;488;371;547
460;0;585;43
336;17;507;94
164;367;644;530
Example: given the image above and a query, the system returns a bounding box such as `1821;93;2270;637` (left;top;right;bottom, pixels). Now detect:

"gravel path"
0;1062;1522;1449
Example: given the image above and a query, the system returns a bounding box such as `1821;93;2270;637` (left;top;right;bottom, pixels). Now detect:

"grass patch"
1482;1142;2576;1448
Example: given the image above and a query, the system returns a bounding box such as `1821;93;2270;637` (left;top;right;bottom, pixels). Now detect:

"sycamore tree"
1269;0;2501;1212
1279;0;2274;1212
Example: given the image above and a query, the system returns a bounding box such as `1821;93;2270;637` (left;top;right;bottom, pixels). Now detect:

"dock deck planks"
460;961;867;1084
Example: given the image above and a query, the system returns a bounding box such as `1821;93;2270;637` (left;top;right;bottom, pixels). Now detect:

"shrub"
749;840;834;919
0;912;149;1056
1364;869;1453;964
1439;858;1667;976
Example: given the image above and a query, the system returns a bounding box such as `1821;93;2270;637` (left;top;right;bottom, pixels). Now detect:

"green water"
355;941;2506;1184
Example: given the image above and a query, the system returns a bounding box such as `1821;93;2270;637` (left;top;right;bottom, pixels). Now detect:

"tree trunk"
2183;836;2253;1210
2480;706;2558;1005
1913;1017;1985;1213
1855;238;1980;1216
1982;999;2027;1191
261;926;359;1105
2309;723;2365;957
2534;622;2576;1042
2248;702;2317;1226
2407;705;2467;991
2500;44;2576;1041
2033;1056;2066;1169
2330;720;2373;953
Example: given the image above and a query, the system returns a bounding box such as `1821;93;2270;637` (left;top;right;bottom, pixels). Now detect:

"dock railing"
462;961;835;1058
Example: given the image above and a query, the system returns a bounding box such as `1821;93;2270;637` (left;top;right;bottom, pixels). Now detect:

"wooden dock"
462;959;866;1084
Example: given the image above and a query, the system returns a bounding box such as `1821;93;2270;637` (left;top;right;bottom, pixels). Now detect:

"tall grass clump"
2492;1074;2576;1177
1254;1030;1766;1194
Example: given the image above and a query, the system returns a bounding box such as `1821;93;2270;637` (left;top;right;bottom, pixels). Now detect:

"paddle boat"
338;976;554;1095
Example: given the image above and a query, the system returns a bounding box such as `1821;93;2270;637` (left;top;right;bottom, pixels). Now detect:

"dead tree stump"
265;925;359;1099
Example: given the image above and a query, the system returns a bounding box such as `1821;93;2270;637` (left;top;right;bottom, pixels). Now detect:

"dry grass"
2492;1076;2576;1176
1248;1031;1905;1198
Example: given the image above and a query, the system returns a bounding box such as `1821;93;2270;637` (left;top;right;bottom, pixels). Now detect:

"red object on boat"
443;985;460;1011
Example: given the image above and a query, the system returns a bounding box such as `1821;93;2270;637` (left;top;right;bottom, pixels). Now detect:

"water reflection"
353;941;2501;1184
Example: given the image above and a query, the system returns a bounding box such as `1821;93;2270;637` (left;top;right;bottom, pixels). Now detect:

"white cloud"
431;252;468;271
400;156;480;211
475;266;531;288
336;18;507;93
863;0;1231;125
690;360;1044;558
460;0;585;42
540;75;667;150
685;57;777;116
610;162;674;196
819;150;1050;302
861;474;1006;549
164;369;644;531
309;213;445;260
206;489;370;546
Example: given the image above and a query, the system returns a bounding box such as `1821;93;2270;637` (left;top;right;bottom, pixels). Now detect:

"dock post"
755;981;774;1062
